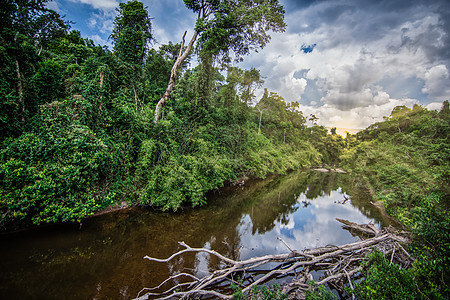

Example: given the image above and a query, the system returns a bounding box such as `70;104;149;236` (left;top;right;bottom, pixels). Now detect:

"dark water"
0;171;395;299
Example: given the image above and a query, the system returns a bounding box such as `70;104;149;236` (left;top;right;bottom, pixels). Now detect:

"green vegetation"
340;102;450;299
0;0;449;298
1;0;329;227
306;282;337;300
351;251;417;300
232;282;287;300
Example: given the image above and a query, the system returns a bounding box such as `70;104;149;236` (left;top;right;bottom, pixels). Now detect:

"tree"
309;114;318;126
239;68;263;105
33;10;69;55
0;0;67;134
439;100;449;119
111;0;152;66
111;0;152;109
154;0;286;124
330;127;337;135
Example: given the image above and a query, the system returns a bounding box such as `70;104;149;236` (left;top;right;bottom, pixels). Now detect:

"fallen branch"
336;218;380;237
135;221;412;299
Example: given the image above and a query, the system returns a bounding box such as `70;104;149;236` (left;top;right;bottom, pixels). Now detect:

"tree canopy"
153;0;286;123
0;1;448;297
111;0;152;65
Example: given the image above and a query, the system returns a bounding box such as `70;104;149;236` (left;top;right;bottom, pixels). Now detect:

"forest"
0;0;448;299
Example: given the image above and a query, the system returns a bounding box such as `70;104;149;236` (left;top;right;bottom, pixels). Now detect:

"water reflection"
0;171;395;299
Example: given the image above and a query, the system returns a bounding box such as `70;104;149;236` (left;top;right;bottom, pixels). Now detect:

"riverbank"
1;170;389;299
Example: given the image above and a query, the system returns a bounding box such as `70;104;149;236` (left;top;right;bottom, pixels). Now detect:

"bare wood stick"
390;246;396;265
136;289;232;300
336;218;378;236
137;272;199;297
278;236;294;252
136;223;412;299
138;282;194;298
396;241;413;261
240;235;390;295
316;266;363;285
345;269;356;300
144;241;238;265
154;30;198;124
367;223;381;236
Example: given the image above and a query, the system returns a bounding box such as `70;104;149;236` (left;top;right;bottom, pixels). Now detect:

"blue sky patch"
300;43;317;53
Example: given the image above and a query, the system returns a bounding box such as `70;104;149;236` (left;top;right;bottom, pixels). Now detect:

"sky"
47;0;450;132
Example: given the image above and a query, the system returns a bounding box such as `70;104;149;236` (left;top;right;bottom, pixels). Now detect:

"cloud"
422;64;450;99
240;0;450;129
426;102;445;111
45;0;61;12
89;34;110;47
67;0;118;10
88;9;116;34
298;97;419;129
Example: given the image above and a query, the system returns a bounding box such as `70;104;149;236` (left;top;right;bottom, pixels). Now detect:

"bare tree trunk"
15;59;25;122
154;31;198;124
132;84;138;111
258;108;263;134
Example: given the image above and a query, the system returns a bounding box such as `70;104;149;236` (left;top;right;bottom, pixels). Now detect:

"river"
0;170;395;299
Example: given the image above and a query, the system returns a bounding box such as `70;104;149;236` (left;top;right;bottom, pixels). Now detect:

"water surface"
0;170;395;299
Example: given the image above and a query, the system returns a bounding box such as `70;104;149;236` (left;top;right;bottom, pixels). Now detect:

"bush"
352;251;416;300
305;282;337;300
0;102;121;226
410;193;450;298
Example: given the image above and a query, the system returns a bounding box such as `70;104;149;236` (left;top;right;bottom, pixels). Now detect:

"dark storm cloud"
419;2;450;65
282;0;318;11
316;4;355;24
285;0;450;56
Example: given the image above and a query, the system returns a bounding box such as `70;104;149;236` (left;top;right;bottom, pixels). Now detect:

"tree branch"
136;222;412;299
154;30;198;124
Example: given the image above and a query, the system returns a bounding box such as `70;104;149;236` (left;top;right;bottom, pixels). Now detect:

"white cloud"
298;97;419;129
284;75;307;101
67;0;118;10
88;18;97;29
373;91;391;106
46;0;61;13
243;0;449;129
89;34;110;47
422;65;450;99
88;9;116;34
426;101;445;111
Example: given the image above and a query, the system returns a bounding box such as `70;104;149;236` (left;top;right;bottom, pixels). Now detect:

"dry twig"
135;220;412;300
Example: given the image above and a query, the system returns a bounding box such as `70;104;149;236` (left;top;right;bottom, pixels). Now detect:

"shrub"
352;251;416;300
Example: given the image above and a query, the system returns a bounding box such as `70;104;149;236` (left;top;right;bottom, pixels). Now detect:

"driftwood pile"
135;220;412;300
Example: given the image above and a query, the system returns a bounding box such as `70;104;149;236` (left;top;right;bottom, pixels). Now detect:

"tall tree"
0;0;67;134
153;0;286;124
111;0;152;109
111;0;152;66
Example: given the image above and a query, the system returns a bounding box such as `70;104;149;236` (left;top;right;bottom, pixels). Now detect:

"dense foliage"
1;0;329;227
1;0;448;297
340;102;450;298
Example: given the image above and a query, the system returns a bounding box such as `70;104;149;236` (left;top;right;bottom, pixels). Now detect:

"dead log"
135;222;412;300
336;218;380;237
